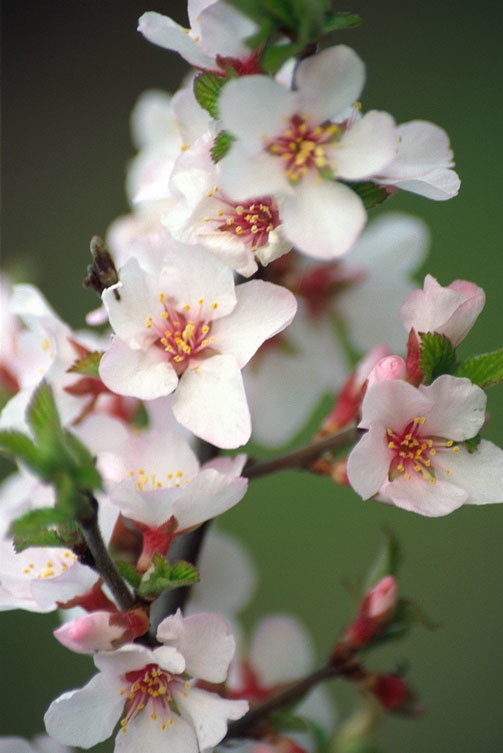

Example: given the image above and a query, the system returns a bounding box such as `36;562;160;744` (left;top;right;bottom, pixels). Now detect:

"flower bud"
54;608;149;653
365;356;406;390
366;673;420;715
345;576;398;648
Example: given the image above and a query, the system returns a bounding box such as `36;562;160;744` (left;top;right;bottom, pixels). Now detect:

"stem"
243;424;360;480
226;661;337;740
78;494;135;612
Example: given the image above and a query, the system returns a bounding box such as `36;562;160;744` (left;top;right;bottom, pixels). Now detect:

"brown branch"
243;424;360;480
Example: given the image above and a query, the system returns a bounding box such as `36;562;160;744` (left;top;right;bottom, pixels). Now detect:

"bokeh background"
2;1;503;751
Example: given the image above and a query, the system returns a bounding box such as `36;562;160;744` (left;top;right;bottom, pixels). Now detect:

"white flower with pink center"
347;375;503;516
376;120;460;200
165;135;290;276
138;1;259;74
99;242;297;448
217;45;400;259
44;610;248;752
400;274;485;347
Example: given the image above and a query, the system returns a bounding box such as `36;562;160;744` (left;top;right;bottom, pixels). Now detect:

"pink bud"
54;611;124;654
367;575;398;619
366;356;406;390
345;576;398;647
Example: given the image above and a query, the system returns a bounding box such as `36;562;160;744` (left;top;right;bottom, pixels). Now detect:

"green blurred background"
2;1;503;751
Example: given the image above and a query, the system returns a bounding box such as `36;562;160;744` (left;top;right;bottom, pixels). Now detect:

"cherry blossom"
400;274;485;347
45;610;248;752
0;735;72;753
218;45;399;258
99;242;297;447
347;375;503;516
376;121;460;200
138;1;260;74
165;134;290;276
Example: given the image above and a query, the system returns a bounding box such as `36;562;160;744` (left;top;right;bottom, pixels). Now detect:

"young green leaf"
322;11;362;32
211;130;235;162
362;529;402;593
344;181;393;210
193;72;227;118
456;349;503;389
10;506;75;537
139;555;199;598
13;529;67;552
0;430;51;479
115;561;141;589
419;332;457;383
67;351;103;378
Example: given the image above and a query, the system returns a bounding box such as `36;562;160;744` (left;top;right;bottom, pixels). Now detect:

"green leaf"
211;130;235;162
27;380;63;444
67;351;103;378
345;181;392;210
456;348;503;388
269;711;309;734
395;598;439;631
419;332;457;383
322;11;362;32
193;72;226;118
139;555;199;598
261;40;304;74
10;506;75;537
0;431;51;479
362;529;401;592
463;434;481;453
115;560;141;589
13;529;66;552
54;473;93;518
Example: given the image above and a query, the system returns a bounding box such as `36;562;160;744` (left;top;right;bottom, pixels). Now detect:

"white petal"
95;644;157;674
347;425;393;499
219;76;298;152
159;612;235;682
115;710;198;753
152;645;187;674
174;687;248;750
110;480;182;528
187;529;257;617
219;145;292;201
281;179;366;259
102;257;164;348
249;615;314;686
419;376;486;440
335;111;399;180
384;474;467;516
212;280;297;367
435;440;503;504
0;740;33;753
359;379;433;430
198;1;257;58
381;168;460;200
99;337;178;400
138;12;216;69
44;672;124;748
296;45;365;122
173;355;251;448
30;561;98;611
381;120;455;179
171;467;247;531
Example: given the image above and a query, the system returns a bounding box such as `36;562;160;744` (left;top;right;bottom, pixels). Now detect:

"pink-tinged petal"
383;474;467;516
44;672;124;748
160;243;236;320
173;355;251;448
53;612;125;654
212;280;297;368
381;120;455;179
30;561;98;611
188;529;257;617
174;686;248;750
102;257;164;348
0;739;33;753
219;76;298;153
249;616;313;686
116;710;198;753
198;1;257;58
110;480;182;528
94;644;157;674
347;424;393;499
441;292;486;346
419;376;486;439
296;45;365;123
335;111;399;180
158;612;235;682
219;145;292;201
381;168;460;200
99;337;178;400
172;467;248;531
281;179;367;259
138;12;216;69
359;379;433;430
434;440;503;504
202;453;247;476
152;645;187;674
171;87;211;147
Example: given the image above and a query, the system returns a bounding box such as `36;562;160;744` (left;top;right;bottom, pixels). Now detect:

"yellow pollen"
424;459;431;467
209;337;215;343
453;446;460;453
404;473;410;479
161;723;167;730
445;469;451;475
252;245;257;252
226;218;234;225
169;719;174;725
120;689;126;695
29;563;35;568
429;449;436;455
168;473;173;479
183;691;188;697
207;191;213;197
236;205;244;215
180;144;189;151
151;713;158;720
201;339;208;346
198;298;204;305
185;682;191;688
217;210;224;217
202;325;209;334
203;216;210;222
414;465;421;472
174;356;182;362
235;226;243;234
388;441;395;448
397;464;404;472
387;428;393;435
213;186;219;192
211;302;218;309
430;477;436;484
42;338;50;351
121;719;127;726
160;312;168;319
447;440;454;447
193;35;200;42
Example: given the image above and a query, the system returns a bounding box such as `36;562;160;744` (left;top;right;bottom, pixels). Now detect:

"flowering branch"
243;424;360;479
78;493;136;612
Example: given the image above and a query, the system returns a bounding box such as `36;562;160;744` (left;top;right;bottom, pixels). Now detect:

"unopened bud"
366;673;420;715
54;608;149;653
365;356;406;390
345;575;398;648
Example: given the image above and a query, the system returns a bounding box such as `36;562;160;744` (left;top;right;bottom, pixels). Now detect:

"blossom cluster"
1;0;502;751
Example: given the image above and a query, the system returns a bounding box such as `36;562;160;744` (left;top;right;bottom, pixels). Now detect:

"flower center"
120;664;191;734
267;114;340;183
146;297;218;374
126;467;191;490
22;549;77;579
204;187;280;254
386;416;460;483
